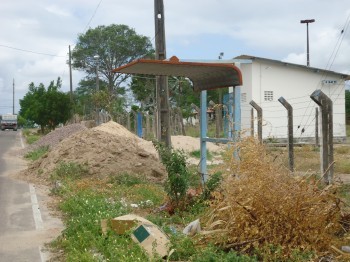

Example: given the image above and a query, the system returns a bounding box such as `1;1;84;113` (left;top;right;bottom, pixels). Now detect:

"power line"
0;43;66;57
83;0;103;32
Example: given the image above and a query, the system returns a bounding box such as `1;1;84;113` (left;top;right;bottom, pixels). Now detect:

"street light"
300;19;315;67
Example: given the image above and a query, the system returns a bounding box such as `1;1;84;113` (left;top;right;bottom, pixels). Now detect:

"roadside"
3;131;64;261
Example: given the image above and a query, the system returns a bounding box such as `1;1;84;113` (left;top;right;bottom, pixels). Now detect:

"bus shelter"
113;56;242;183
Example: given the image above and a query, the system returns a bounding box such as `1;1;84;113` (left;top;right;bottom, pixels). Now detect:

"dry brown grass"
201;137;347;258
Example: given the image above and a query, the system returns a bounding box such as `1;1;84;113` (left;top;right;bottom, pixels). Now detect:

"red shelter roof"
113;56;242;92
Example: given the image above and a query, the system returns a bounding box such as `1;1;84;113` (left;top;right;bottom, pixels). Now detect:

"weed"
254;244;315;262
202;172;223;200
336;161;350;174
109;172;145;186
24;146;49;161
52;189;152;261
189;149;213;160
335;146;350;155
51;161;88;181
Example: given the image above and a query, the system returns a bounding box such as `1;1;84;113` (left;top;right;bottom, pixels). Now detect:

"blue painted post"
228;92;234;139
200;90;208;184
234;86;241;141
137;112;143;138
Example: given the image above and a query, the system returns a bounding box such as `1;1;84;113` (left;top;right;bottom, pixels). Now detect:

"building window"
241;93;247;103
264;91;274;101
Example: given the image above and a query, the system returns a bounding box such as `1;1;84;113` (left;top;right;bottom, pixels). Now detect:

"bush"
154;142;190;208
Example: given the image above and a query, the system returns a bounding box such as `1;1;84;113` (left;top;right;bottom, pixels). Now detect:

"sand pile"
27;121;166;182
22;123;87;155
171;135;224;152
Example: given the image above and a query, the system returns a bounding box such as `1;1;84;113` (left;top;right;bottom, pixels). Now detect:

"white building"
235;55;349;142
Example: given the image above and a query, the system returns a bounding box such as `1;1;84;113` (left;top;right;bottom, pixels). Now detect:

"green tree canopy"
71;24;154;95
19;78;72;132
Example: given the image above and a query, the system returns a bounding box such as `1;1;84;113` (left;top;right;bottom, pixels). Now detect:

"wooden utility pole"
154;0;171;147
69;45;73;102
278;97;294;172
12;79;15;114
250;100;263;143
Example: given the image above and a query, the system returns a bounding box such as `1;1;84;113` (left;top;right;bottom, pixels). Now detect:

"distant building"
234;55;349;142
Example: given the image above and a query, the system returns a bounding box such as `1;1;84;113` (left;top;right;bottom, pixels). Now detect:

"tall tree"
20;78;72;132
71;24;154;95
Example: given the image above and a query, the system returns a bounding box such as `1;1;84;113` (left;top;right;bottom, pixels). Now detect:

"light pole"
300;19;315;67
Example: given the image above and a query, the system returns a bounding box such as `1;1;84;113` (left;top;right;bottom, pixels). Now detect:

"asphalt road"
0;130;45;262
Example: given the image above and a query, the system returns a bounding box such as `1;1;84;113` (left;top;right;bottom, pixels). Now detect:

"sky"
0;0;349;115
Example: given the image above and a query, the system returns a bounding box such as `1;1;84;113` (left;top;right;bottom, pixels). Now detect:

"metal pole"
155;0;171;147
200;90;208;184
234;86;241;141
250;100;263;143
301;19;315;67
278;97;294;172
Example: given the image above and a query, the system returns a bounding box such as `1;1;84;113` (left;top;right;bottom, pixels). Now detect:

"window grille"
264;91;273;101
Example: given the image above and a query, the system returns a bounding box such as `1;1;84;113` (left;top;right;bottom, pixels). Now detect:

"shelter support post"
200;90;208;184
310;90;333;184
278;97;294;172
234;86;241;141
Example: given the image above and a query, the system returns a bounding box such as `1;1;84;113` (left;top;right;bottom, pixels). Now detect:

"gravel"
22;123;87;155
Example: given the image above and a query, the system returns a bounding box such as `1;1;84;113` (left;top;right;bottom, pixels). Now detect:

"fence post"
209;100;220;138
137;112;143;138
251;108;254;137
315;108;319;147
127;113;131;131
249;100;263;143
146;113;150;139
278;97;294;172
310;90;334;184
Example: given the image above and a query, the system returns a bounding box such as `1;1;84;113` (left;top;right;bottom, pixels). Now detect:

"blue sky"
0;0;349;114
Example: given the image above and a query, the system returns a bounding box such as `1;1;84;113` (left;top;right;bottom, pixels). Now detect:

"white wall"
240;60;346;140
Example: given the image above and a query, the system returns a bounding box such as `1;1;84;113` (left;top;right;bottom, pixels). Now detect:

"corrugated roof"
113;56;242;92
235;54;350;79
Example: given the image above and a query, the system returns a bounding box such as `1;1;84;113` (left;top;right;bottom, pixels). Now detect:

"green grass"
189;149;213;160
24;146;49;161
22;128;42;145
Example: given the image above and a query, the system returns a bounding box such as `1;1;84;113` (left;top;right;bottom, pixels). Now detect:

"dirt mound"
171;135;224;152
23;123;87;155
25;121;166;182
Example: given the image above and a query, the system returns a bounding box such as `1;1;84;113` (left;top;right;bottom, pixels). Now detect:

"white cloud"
0;0;350;114
45;5;70;17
